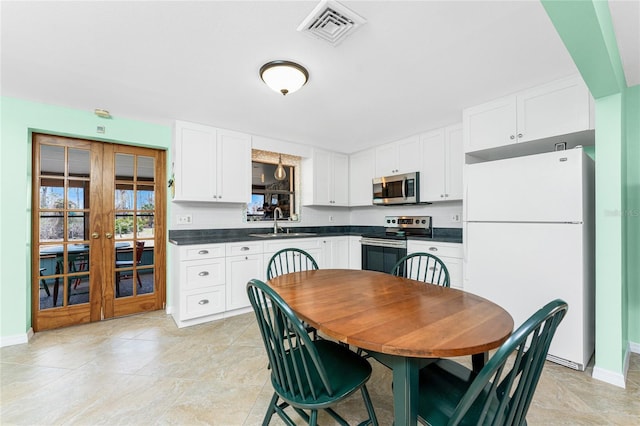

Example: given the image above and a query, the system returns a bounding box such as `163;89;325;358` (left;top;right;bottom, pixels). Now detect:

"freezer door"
464;222;594;370
466;149;586;223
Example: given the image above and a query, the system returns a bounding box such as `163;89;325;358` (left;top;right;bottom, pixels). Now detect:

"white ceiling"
2;1;638;154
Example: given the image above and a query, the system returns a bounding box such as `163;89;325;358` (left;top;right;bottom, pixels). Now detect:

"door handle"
402;177;407;199
91;232;100;239
105;233;113;239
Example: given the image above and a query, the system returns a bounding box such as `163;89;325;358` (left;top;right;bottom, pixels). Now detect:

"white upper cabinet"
463;75;592;153
173;121;251;203
420;124;463;202
349;148;376;206
375;135;423;176
302;149;349;206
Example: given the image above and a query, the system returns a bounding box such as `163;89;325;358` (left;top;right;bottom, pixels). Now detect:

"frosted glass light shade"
274;155;287;181
260;61;309;96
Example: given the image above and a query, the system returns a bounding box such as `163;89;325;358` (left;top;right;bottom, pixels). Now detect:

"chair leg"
40;278;51;296
262;393;278;426
136;271;142;288
360;385;379;426
309;410;318;426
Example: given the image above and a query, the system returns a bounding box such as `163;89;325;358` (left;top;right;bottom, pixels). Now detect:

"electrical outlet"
177;214;192;225
451;214;460;223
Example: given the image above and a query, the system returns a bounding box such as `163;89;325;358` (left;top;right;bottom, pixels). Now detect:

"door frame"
31;133;166;331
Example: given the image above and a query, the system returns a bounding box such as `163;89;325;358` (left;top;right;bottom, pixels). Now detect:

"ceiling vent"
297;0;366;47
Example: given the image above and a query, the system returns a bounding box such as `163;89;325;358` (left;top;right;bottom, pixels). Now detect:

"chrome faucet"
273;207;283;234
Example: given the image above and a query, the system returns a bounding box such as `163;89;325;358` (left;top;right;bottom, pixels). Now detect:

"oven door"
361;238;407;273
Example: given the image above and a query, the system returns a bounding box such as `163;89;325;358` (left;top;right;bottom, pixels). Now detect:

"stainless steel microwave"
372;172;420;205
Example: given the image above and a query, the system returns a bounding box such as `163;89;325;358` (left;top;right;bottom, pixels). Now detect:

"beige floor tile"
2;311;639;426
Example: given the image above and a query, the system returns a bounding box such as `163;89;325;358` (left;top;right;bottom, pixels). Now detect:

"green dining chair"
266;248;319;280
417;299;568;426
391;252;450;287
247;279;378;426
267;248;320;339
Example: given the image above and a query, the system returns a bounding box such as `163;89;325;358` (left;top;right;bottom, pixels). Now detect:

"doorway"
32;133;166;331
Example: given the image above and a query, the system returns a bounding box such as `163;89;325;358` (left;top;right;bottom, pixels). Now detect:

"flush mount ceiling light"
260;60;309;96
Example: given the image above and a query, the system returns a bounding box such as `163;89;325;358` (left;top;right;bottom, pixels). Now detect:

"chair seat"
274;339;372;409
418;359;500;426
115;260;134;267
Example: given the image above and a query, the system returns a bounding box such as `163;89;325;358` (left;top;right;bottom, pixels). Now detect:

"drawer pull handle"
429;247;438;251
240;246;250;251
198;271;209;276
198;250;209;255
198;299;209;305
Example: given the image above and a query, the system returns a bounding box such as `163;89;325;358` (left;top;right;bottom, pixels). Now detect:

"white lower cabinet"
348;236;362;269
171;243;227;328
407;240;463;289
321;237;350;269
225;243;264;312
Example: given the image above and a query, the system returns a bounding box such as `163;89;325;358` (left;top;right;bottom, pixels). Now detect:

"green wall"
626;85;640;346
542;0;639;381
0;97;171;341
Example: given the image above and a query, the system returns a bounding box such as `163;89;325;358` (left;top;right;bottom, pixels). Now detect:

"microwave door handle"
402;177;407;199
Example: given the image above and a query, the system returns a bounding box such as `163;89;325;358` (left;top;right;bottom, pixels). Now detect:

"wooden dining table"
266;269;514;426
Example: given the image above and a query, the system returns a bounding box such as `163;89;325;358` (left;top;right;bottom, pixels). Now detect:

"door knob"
105;232;113;239
91;232;100;239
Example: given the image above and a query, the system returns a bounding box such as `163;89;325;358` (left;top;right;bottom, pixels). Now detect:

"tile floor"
1;310;639;425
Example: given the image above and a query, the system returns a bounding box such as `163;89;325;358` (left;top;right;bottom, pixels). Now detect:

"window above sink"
245;150;300;222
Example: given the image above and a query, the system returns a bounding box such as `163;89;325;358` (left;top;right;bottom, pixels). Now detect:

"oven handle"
360;237;407;249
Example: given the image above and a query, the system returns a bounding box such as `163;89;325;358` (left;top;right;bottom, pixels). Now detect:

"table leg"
472;352;488;373
369;352;421;426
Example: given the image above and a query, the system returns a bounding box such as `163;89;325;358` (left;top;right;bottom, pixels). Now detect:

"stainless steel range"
361;215;432;273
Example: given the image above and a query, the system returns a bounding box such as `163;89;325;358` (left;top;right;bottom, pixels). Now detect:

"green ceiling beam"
541;0;626;98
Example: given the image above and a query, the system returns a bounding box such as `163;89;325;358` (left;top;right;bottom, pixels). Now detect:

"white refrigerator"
463;147;595;371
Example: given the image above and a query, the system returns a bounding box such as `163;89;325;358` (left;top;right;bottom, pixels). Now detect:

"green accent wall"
542;0;639;379
0;97;171;340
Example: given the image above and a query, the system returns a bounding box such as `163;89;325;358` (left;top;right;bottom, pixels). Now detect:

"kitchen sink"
249;232;317;238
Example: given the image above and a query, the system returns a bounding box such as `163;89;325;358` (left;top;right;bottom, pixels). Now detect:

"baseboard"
592;343;632;389
0;327;33;347
630;341;640;354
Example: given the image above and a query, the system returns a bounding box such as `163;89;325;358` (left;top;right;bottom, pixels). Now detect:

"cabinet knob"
198;250;209;255
510;135;515;140
240;247;250;251
440;194;444;198
198;299;209;305
429;247;438;251
517;133;523;138
198;271;209;276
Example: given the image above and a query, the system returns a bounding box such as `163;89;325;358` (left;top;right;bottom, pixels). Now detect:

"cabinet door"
348;236;362;269
396;136;423;174
517;76;591;143
349;148;375;206
226;254;263;311
445;124;463;200
217;129;251;203
173;121;216;201
322;237;350;269
332;153;349;206
420;129;446;202
463;96;516;153
310;150;332;205
375;143;397;176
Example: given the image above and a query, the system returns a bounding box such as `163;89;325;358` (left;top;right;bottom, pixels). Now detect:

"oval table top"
267;269;514;358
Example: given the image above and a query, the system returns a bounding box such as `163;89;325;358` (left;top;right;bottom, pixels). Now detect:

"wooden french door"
32;134;166;331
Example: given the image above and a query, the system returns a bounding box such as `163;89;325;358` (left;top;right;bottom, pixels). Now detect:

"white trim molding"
592;343;633;388
630;341;640;354
0;328;33;347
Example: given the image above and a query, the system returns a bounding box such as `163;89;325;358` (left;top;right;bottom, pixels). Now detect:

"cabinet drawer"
225;241;263;256
182;286;226;320
182;244;225;260
408;241;462;259
183;258;225;290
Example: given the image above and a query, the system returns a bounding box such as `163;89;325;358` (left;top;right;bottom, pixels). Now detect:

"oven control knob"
392;219;396;223
421;220;426;224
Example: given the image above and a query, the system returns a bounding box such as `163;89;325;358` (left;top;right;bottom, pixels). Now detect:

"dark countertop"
169;226;462;245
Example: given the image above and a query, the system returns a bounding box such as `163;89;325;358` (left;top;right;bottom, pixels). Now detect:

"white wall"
349;202;463;228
